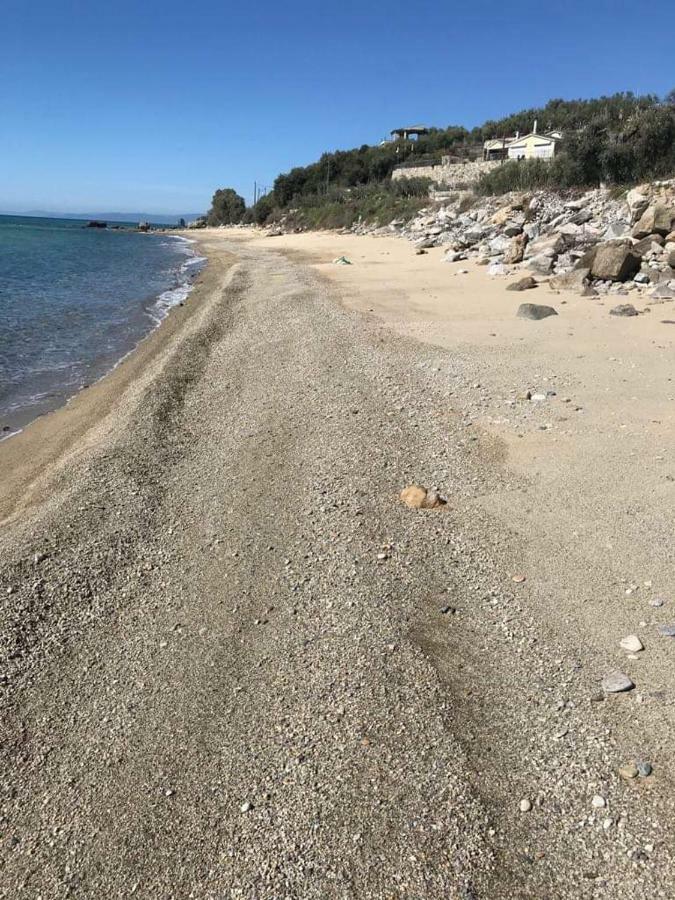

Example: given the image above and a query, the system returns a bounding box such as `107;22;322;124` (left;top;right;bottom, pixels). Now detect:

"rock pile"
364;180;675;302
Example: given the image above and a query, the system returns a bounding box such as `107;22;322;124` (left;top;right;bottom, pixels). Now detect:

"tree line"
206;90;675;225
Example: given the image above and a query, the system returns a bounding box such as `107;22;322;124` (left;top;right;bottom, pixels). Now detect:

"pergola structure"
391;125;429;141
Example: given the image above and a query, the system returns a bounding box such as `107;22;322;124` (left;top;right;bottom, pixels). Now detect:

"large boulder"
649;283;675;300
626;188;650;223
633;233;665;256
590;243;641;282
632;205;675;239
504;233;528;264
491;206;513;226
488;234;513;255
503;219;525;236
603;221;631;241
525;232;565;259
527;254;554;274
550;267;590;291
575;246;598;270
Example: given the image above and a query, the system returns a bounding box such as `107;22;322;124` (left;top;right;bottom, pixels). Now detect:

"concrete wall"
391;159;500;188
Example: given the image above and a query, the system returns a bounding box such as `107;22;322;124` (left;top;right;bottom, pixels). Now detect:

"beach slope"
0;230;673;898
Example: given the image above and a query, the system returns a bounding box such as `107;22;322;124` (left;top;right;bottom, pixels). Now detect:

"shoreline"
0;231;205;439
0;233;229;525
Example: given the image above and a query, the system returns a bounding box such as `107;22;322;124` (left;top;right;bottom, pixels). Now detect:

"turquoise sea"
0;215;205;435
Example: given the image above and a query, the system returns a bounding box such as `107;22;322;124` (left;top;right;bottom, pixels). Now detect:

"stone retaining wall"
392;159;500;188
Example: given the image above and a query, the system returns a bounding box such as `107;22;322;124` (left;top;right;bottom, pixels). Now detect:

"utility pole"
326;158;330;195
254;181;257;205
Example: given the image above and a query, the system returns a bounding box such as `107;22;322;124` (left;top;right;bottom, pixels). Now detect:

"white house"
506;121;562;160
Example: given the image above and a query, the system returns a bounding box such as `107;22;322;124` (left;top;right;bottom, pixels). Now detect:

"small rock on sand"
619;764;639;780
519;799;532;812
399;485;446;510
602;670;635;693
610;304;638;317
517;303;558;321
507;276;538;292
619;635;644;653
658;624;675;637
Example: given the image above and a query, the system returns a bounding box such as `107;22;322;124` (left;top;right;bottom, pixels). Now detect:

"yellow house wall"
508;135;556;159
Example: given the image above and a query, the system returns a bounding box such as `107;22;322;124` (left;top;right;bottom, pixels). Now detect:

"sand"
0;226;673;897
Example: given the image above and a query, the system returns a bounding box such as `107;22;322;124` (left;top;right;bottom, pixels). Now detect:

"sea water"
0;215;205;436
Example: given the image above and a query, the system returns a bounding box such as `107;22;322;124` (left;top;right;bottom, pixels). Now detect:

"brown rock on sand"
400;485;446;509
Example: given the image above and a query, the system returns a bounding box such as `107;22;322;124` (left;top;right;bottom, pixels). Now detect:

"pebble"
657;625;675;637
650;599;665;608
637;761;652;777
619;635;643;653
591;795;606;809
519;799;532;813
240;801;252;813
602;671;634;693
511;574;527;584
618;764;639;780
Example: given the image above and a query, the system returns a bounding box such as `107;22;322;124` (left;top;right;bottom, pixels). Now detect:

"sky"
1;0;674;216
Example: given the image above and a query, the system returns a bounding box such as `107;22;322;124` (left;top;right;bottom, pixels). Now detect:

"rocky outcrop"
263;176;674;304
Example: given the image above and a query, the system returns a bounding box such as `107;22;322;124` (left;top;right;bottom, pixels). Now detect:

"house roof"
391;125;429;135
507;132;561;147
483;138;512;148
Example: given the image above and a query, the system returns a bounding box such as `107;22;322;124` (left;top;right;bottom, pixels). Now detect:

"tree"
207;188;246;225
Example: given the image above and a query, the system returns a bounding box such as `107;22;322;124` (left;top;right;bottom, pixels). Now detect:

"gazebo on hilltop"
391;125;429;141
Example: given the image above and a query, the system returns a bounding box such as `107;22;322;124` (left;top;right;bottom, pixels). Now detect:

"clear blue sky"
1;0;673;215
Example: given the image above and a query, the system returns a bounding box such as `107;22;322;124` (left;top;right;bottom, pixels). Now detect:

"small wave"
180;255;207;274
145;244;207;325
0;426;23;443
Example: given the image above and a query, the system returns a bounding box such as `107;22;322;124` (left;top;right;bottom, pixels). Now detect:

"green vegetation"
477;103;675;195
207;188;246;225
269;179;432;231
208;91;675;226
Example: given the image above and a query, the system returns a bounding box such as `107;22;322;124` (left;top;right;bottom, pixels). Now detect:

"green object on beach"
333;256;352;265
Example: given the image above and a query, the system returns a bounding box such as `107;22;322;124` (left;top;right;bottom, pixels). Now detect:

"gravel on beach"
0;237;673;898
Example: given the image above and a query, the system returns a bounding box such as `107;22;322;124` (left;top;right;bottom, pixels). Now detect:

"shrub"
207;188;246;225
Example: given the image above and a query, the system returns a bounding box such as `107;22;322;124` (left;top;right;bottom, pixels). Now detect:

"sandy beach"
0;227;673;898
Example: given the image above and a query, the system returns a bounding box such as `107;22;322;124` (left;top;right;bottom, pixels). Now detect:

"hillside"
206;91;675;229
